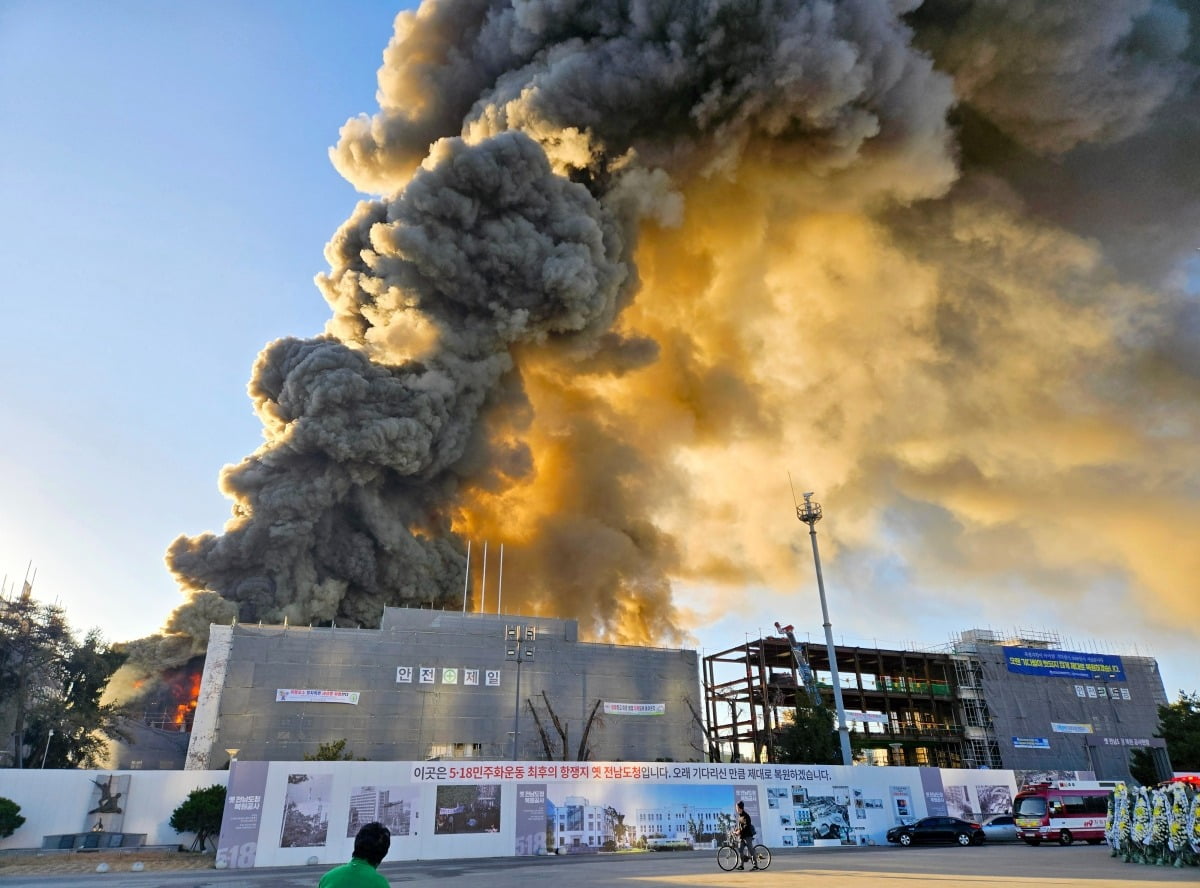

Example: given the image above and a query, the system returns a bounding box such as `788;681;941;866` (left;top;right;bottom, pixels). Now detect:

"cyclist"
735;800;758;870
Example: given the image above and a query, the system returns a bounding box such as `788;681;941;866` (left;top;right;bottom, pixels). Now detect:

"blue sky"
0;2;1194;702
0;1;400;637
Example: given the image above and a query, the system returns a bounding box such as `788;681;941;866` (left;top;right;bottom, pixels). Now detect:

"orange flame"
173;671;202;726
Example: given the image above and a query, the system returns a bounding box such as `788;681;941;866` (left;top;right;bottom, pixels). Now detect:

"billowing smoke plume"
147;0;1199;672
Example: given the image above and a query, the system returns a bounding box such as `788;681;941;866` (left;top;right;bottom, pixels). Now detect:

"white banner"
603;702;665;716
275;689;360;704
845;710;890;724
1050;721;1093;734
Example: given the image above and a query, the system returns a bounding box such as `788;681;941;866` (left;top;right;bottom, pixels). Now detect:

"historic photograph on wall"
805;793;853;844
346;784;419;837
279;772;332;848
1014;769;1082;789
434;784;502;834
977;784;1013;815
944;784;973;820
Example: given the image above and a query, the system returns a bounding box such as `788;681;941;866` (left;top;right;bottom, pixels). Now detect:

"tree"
0;592;73;767
603;805;629;847
0;797;25;838
23;629;129;768
303;738;362;761
773;700;841;765
169;784;225;851
715;811;735;842
683;695;717;761
1130;691;1200;784
526;692;604;760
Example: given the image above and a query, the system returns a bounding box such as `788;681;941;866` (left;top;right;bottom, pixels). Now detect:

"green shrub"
0;798;25;839
169;785;226;851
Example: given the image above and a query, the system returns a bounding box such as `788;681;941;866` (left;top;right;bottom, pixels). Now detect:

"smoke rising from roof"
142;0;1198;674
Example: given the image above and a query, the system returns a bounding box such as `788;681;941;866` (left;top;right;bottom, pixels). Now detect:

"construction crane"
774;622;823;708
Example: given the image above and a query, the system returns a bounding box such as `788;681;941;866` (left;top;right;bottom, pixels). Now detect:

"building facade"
949;629;1170;782
549;795;614;851
631;802;726;845
186;608;703;767
704;627;1169;784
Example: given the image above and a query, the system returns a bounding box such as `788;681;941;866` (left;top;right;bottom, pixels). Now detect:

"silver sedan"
980;813;1020;842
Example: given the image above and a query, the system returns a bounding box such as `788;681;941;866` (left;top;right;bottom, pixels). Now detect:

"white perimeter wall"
0;762;1034;867
0;769;227;851
222;761;1025;869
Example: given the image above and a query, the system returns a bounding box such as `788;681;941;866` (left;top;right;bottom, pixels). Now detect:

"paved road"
3;844;1196;888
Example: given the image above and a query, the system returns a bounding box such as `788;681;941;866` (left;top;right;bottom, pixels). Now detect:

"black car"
886;816;984;846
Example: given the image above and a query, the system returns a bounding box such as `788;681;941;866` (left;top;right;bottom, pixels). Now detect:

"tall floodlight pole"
796;492;853;766
505;625;536;761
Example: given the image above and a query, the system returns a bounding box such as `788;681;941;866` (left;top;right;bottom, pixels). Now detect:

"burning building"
184;608;703;766
104;660;203;771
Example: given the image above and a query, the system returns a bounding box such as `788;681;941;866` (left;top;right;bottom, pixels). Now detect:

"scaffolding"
703;633;966;767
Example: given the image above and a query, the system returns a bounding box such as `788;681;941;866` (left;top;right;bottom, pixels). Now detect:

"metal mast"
796;491;853;766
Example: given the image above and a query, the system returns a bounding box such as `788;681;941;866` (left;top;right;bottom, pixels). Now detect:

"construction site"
704;623;962;768
702;625;1169;784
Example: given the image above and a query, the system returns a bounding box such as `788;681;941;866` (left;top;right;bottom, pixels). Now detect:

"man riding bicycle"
735;800;758;870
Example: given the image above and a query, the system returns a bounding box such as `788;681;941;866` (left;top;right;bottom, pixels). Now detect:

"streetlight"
40;729;54;768
505;625;536;760
796;491;853;766
225;748;240;768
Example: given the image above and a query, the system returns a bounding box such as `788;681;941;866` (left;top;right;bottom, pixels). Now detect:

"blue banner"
1003;647;1125;680
1012;737;1050;749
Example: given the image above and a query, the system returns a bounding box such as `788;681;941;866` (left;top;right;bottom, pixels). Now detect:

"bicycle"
716;831;771;871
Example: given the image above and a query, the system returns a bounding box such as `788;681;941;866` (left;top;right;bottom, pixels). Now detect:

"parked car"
886;816;984;846
980;814;1019;842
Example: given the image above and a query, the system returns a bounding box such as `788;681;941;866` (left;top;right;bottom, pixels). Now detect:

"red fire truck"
1012;781;1115;846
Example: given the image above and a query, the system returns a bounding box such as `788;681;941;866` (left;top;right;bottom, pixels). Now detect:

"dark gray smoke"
159;0;963;653
140;0;1199;676
167;130;631;634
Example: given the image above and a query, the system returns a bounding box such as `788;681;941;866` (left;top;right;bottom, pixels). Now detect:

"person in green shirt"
319;821;391;887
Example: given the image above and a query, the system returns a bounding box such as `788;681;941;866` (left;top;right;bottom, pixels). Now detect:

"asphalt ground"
1;843;1196;888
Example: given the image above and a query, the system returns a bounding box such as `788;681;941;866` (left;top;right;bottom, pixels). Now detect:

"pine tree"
169;784;226;851
773;700;841;765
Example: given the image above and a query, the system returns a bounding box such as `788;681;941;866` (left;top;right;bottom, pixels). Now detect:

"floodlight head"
796;494;822;526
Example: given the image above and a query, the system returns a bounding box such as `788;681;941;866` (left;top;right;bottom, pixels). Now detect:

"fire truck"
1012;780;1116;846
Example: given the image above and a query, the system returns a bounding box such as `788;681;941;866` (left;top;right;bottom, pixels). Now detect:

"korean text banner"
1003;647;1125;680
1012;737;1051;749
603;702;665;715
1051;722;1094;734
275;689;360;704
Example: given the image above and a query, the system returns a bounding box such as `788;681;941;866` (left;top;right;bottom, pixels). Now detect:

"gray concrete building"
949;629;1170;783
185;608;703;767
